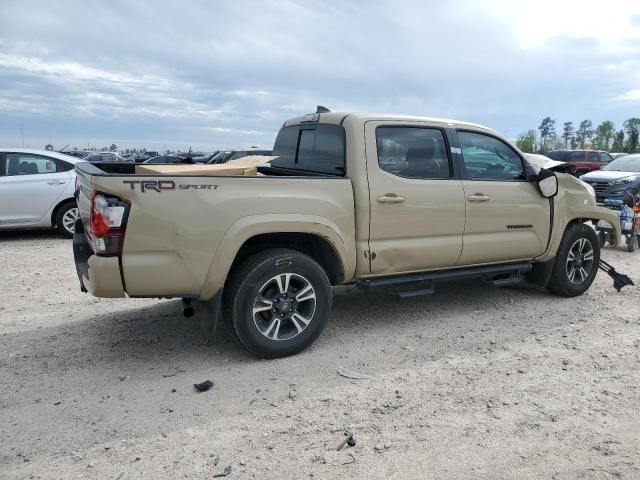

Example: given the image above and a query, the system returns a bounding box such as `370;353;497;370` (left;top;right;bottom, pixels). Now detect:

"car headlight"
612;176;639;185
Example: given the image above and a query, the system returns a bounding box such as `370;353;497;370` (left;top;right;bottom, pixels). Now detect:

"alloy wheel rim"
252;273;316;341
565;238;594;284
62;208;79;234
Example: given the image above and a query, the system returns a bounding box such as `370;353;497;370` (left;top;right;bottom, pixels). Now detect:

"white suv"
0;148;81;237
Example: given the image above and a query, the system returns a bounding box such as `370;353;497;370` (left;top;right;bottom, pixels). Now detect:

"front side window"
4;154;59;176
376;127;451;179
458;131;525;181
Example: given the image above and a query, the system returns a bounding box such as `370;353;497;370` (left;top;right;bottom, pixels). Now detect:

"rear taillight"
89;193;129;256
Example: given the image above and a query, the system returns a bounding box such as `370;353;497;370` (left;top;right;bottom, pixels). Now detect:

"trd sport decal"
122;180;220;192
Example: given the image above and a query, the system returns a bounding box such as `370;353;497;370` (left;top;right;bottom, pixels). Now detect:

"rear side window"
376;127;451;179
271;124;345;175
569;151;584;161
4;153;60;176
588;151;598;161
547;150;569;161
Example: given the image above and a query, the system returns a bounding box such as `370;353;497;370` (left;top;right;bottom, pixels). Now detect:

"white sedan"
0;148;81;237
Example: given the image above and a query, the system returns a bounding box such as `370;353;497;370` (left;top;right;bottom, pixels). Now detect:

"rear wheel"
548;223;600;297
224;249;332;358
55;202;79;238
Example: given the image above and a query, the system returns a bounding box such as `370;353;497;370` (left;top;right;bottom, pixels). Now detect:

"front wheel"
224;249;332;358
548;223;600;297
627;235;637;253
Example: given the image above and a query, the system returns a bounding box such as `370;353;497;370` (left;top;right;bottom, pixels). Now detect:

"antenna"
316;105;331;113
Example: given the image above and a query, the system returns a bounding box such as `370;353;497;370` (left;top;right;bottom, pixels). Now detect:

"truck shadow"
0;229;64;242
2;279;552;374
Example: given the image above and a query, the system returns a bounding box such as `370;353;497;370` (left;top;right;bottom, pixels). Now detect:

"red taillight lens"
90;195;110;236
88;193;128;256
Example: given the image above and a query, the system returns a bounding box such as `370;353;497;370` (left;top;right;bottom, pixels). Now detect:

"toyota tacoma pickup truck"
73;110;622;358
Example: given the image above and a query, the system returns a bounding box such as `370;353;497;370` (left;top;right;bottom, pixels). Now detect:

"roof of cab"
283;111;501;136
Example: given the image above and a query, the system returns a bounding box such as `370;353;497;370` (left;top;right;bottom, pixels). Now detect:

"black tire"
224;248;332;358
548;223;600;297
627;235;637;253
598;231;606;248
55;201;79;238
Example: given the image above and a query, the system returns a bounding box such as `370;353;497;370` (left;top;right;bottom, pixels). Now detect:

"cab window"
376;127;451;179
458;131;525;181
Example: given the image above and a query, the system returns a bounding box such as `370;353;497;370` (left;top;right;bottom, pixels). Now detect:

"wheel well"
50;198;76;226
229;233;345;285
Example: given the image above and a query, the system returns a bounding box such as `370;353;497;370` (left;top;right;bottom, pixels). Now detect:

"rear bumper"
73;222;126;298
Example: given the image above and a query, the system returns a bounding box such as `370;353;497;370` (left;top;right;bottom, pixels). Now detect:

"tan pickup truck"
73;110;622;358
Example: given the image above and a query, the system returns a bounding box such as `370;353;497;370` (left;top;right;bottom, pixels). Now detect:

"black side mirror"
537;168;558;198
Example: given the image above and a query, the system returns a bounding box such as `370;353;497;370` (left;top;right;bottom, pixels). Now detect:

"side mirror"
537;168;558;198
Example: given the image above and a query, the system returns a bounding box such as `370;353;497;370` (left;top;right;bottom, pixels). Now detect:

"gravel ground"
1;230;639;479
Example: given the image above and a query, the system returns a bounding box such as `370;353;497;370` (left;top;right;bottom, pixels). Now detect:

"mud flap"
199;290;223;344
598;260;635;292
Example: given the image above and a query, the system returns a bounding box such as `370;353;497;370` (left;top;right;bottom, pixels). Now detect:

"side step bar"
356;263;532;298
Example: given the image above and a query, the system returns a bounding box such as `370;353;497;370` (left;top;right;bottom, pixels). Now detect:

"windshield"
208;151;233;164
602;155;640;172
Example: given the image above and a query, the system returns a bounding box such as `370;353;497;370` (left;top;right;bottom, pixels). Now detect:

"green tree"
623;118;640;153
593;121;615;150
538;117;556;153
561;121;574;148
109;143;118;151
575;120;594;149
611;129;625;152
516;129;537;153
45;144;53;151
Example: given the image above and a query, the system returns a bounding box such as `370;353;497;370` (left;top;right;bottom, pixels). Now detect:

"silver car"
0;148;80;237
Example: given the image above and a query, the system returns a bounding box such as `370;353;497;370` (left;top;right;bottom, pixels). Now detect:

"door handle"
377;194;406;204
467;193;490;202
46;180;67;185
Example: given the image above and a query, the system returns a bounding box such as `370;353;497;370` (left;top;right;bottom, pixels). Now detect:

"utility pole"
18;124;24;147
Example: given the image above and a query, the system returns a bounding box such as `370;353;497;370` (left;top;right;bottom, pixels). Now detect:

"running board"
357;263;532;298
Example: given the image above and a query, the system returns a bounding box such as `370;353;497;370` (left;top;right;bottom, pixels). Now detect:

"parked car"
207;149;272;164
64;150;91;159
546;149;614;175
85;152;131;163
580;154;640;203
0;148;80;237
611;153;628;159
143;155;185;164
72;110;621;358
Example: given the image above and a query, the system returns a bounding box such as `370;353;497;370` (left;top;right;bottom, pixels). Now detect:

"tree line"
516;117;640;155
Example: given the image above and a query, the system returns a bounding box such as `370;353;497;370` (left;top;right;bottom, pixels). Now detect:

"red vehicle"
546;150;614;175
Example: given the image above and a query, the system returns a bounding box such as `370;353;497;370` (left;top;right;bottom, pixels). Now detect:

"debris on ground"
194;380;214;392
337;367;370;380
336;430;356;451
213;465;232;477
212;454;220;466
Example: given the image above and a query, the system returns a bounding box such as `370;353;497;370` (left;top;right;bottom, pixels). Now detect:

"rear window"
271;124;345;175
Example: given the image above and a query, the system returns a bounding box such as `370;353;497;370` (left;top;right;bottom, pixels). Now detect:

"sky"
0;0;639;151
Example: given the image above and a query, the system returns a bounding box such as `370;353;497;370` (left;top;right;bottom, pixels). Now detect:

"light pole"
18;124;24;147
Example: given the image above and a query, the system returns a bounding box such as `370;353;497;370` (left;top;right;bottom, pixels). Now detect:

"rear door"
454;130;551;265
365;122;466;274
0;152;71;226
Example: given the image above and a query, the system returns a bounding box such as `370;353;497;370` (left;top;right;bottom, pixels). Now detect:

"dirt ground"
1;230;639;480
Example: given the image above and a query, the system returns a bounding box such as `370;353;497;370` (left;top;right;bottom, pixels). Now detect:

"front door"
366;122;466;275
454;130;551;265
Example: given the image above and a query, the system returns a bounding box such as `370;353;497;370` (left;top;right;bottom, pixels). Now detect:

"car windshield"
601;155;640;172
208;151;233;163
